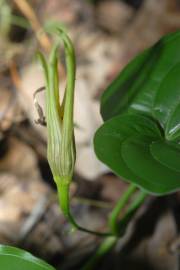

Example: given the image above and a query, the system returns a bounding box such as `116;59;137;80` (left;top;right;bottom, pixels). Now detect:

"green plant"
94;31;180;195
0;245;55;270
88;30;180;269
2;29;180;269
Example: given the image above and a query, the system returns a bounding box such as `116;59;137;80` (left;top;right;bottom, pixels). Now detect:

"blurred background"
0;0;180;269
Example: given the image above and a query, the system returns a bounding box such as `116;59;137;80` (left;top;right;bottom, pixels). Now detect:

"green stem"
58;184;112;237
108;183;136;235
81;189;148;270
116;190;147;236
81;236;117;270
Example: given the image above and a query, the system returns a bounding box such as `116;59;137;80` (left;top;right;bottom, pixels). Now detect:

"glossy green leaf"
100;48;153;121
150;140;180;172
0;245;55;270
165;104;180;141
101;31;180;122
121;136;180;194
153;62;180;141
94;114;174;194
95;31;180;195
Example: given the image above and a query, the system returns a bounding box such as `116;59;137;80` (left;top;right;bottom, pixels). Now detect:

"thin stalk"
116;190;147;236
81;237;117;270
108;183;136;235
58;183;112;237
81;190;148;270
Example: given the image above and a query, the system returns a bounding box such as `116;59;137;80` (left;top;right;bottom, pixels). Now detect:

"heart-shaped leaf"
0;245;55;270
94;114;180;194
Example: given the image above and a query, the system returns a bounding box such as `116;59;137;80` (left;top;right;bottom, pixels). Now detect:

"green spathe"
38;29;76;186
38;28;111;236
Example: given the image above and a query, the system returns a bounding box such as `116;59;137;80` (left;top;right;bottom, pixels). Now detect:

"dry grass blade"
13;0;51;52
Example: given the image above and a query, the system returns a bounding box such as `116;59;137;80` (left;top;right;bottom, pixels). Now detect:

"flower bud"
38;29;76;186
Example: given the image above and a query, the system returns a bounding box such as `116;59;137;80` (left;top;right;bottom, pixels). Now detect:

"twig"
13;0;51;52
9;59;31;104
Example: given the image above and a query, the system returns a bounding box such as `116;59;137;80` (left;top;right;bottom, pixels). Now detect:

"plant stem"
81;236;117;270
58;184;112;237
81;189;148;270
108;183;136;235
116;190;147;235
